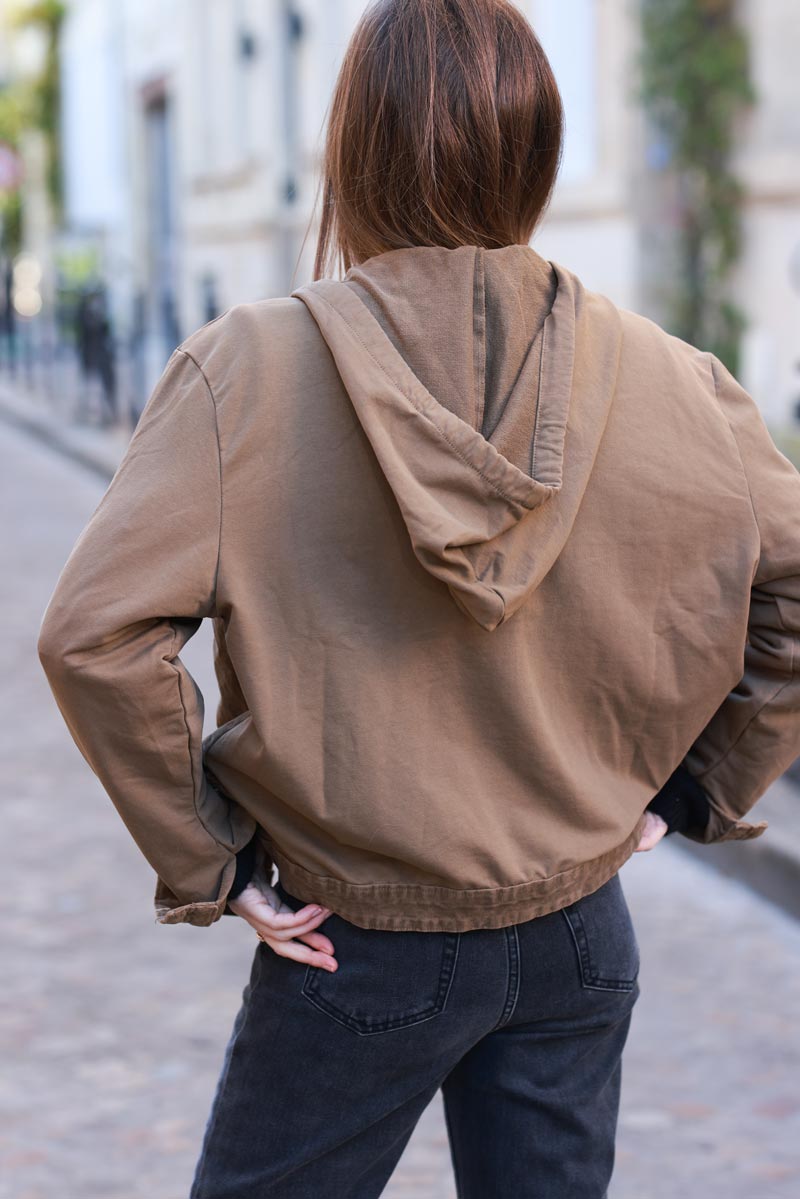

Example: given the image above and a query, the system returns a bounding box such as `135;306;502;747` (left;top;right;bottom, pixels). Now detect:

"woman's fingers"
261;925;340;973
228;882;338;968
298;928;336;956
229;885;332;937
257;896;340;968
634;810;669;852
255;904;332;942
261;932;338;971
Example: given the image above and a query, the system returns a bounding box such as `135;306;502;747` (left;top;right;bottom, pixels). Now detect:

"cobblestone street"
3;417;800;1199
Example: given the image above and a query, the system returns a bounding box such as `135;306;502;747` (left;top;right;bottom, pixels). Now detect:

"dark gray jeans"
189;870;641;1198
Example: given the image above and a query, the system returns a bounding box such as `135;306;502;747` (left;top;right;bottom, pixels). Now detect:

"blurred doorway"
137;81;181;406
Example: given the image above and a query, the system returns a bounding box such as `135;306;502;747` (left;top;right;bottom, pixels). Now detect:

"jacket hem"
262;812;649;932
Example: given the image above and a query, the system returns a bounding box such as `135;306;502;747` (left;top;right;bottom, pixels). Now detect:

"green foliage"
0;0;66;251
15;0;66;220
0;186;23;251
0;85;31;254
637;0;756;373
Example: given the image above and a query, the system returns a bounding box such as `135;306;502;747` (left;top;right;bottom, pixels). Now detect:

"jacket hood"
291;243;623;631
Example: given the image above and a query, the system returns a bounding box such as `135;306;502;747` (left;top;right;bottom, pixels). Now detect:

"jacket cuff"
646;762;711;836
154;852;240;926
678;797;769;844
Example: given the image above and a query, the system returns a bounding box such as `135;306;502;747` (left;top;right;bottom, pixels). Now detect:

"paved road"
2;417;799;1199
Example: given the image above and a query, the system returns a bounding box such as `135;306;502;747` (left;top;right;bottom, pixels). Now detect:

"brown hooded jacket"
37;244;799;931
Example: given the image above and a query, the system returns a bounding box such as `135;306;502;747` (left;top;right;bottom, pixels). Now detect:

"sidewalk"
0;370;130;483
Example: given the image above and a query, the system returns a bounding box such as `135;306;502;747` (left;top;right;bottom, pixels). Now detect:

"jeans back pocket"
560;872;640;992
277;883;460;1036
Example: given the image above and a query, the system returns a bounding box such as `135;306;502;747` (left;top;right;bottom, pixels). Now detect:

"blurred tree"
0;90;27;254
638;0;756;375
12;0;66;224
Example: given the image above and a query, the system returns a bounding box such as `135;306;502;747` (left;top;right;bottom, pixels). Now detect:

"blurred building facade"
732;0;800;423
9;0;800;416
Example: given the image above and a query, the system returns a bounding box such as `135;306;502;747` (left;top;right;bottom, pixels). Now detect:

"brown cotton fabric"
38;243;800;931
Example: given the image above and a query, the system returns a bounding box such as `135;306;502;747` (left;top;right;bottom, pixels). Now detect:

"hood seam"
308;289;548;512
530;319;547;477
473;246;487;432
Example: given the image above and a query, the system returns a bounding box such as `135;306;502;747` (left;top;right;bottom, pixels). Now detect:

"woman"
38;1;799;1196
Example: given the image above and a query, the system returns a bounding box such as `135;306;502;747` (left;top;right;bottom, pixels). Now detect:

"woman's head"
311;0;564;279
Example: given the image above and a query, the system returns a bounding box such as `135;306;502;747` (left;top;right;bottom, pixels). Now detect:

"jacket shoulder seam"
174;347;224;605
705;351;761;557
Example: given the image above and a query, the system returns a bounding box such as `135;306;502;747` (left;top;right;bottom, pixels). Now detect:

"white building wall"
177;0;305;327
734;0;800;420
61;1;126;232
523;0;642;311
53;0;797;418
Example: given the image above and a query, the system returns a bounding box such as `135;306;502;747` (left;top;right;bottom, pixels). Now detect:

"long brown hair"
307;0;564;281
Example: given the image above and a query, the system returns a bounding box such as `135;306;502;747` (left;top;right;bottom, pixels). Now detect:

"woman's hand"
633;810;669;852
228;847;338;971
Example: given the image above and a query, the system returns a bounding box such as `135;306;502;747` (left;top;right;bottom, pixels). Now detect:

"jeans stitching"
300;932;462;1035
494;924;521;1029
560;904;638;992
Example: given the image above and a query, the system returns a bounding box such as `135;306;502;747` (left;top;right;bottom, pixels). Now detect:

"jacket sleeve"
680;352;800;844
210;612;274;915
37;346;257;925
646;763;710;837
